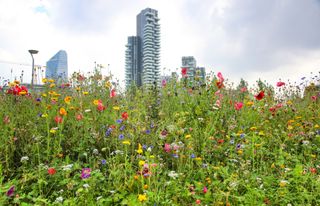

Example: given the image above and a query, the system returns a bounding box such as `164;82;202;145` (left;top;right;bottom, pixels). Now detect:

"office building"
46;50;68;82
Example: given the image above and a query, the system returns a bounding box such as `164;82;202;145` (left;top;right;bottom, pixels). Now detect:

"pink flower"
97;103;106;111
217;72;224;82
276;81;285;87
203;186;208;194
81;168;91;179
234;102;243;110
162;79;167;87
196;199;201;205
240;87;247;92
164;143;171;153
311;96;317;101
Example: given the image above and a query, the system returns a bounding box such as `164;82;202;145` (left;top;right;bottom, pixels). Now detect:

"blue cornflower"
143;144;148;150
36;98;41;102
118;134;124;140
240;133;245;138
120;125;125;131
172;154;179;158
101;159;106;165
105;128;112;136
190;154;195;158
145;129;151;134
116;119;123;124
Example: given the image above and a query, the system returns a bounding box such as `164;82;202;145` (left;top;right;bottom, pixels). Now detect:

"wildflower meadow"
0;70;319;205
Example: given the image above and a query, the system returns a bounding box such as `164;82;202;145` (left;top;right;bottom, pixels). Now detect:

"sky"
0;0;320;88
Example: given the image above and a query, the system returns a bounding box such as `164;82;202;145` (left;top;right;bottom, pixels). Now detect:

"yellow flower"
137;143;143;154
59;108;67;116
150;155;155;158
76;87;81;91
279;180;288;187
258;131;265;136
113;106;120;111
143;184;148;190
315;124;319;129
195;157;202;161
286;100;292;105
271;163;276;168
49;83;55;88
288;119;295;124
237;150;243;155
19;91;27;95
250;127;257;131
64;96;72;104
50;129;57;134
246;101;254;106
138;194;147;202
14;80;20;84
82;91;89;95
48;79;55;83
185;134;191;139
42;78;48;83
42;93;47;97
93;99;100;105
41;113;48;118
9;82;15;87
51;97;58;102
105;81;112;88
287;125;293;130
122;141;131;145
139;160;145;166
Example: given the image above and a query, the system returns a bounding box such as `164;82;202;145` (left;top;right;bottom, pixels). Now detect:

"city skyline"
0;0;319;88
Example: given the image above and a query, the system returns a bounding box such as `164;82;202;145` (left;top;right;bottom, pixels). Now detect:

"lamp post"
28;49;38;89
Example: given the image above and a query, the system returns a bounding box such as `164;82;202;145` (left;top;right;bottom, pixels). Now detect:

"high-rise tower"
125;8;160;88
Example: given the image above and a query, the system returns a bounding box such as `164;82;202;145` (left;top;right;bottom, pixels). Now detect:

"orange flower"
64;96;72;104
59;108;67;116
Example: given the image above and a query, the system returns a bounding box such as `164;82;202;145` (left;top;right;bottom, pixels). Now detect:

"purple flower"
105;128;112;136
190;154;195;158
101;159;107;165
6;185;15;197
240;133;245;138
236;144;241;150
145;129;151;134
150;123;155;128
36;98;41;102
118;134;124;140
116;119;123;124
81;168;91;179
120;125;125;131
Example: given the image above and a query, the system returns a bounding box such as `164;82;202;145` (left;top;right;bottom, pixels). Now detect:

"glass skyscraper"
46;50;68;82
125;8;160;88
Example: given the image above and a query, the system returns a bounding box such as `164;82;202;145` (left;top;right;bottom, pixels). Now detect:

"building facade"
125;36;141;87
46;50;68;82
181;56;206;82
125;8;160;88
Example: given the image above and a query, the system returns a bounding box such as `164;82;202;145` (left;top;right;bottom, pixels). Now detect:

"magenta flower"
81;168;91;179
6;185;15;197
276;81;285;87
234;102;244;110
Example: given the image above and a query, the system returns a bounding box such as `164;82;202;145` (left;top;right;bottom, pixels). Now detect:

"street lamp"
28;49;38;89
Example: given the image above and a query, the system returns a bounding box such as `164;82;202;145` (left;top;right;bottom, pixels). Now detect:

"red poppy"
255;91;264;100
276;81;285;87
48;167;56;175
110;89;116;98
121;112;128;120
216;81;224;89
97;103;106;111
181;67;187;77
54;116;63;124
310;168;317;174
217;139;224;144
